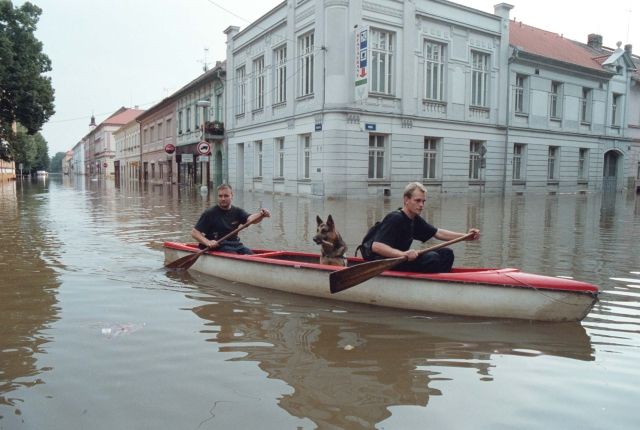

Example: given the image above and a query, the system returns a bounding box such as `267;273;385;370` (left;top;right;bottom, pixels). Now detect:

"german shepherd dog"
313;215;347;267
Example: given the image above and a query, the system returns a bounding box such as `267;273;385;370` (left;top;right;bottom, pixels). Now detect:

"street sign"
197;156;209;162
181;154;193;163
164;143;176;154
355;25;369;102
197;141;211;155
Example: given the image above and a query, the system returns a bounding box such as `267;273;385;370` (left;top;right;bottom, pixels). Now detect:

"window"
255;140;263;177
549;81;562;119
157;123;163;140
548;146;559;180
471;51;489;107
299;32;314;97
513;143;525;180
578;148;589;180
612;93;621;126
275;137;285;178
370;29;394;95
581;87;592;124
469;141;484;180
150;126;155;143
274;45;287;104
166;119;172;137
236;66;246;115
423;137;438;179
253;56;265;110
368;134;386;179
186;107;191;131
215;94;223;121
195;107;200;131
425;42;445;101
514;74;527;114
178;111;183;134
300;134;311;179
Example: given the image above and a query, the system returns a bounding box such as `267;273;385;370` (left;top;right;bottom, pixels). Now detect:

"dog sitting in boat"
313;215;347;267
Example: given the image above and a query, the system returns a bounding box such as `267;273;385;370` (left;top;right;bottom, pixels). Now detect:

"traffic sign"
197;141;211;155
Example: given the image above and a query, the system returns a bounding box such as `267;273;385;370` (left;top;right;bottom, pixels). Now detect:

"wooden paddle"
329;232;474;294
165;212;266;271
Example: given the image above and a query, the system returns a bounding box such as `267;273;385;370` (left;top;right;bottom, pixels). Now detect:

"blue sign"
315;123;322;131
365;123;376;131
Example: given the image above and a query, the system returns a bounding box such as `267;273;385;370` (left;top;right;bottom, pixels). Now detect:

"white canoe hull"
164;245;598;322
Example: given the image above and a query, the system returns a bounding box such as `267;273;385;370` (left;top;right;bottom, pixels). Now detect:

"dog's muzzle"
312;235;323;245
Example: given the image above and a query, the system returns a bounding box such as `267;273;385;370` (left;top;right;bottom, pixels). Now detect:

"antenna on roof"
198;48;211;72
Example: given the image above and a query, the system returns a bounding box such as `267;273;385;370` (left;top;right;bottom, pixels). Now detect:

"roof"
509;21;604;72
102;107;144;125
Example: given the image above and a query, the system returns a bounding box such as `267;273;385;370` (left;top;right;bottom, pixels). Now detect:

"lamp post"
195;100;211;192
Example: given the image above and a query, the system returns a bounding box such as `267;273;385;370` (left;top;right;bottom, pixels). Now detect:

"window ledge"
297;178;311;183
512;180;526;185
367;179;390;187
547;180;559;185
577;179;588;184
273;177;284;183
296;94;314;102
515;112;529;118
253;177;262;182
468;180;485;185
369;92;398;100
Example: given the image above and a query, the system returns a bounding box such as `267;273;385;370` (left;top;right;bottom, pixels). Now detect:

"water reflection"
182;272;593;429
0;180;61;410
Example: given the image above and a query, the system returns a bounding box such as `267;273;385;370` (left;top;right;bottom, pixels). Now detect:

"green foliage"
12;127;49;173
0;1;55;160
49;151;65;173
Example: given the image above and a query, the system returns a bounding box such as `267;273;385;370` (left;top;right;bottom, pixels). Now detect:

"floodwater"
1;176;639;430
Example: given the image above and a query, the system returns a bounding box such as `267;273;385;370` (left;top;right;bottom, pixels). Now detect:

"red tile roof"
509;21;604;71
103;107;145;125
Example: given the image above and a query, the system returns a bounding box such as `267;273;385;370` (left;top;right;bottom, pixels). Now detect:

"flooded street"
1;176;639;429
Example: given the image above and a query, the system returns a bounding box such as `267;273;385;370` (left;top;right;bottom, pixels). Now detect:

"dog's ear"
316;215;323;226
327;214;335;229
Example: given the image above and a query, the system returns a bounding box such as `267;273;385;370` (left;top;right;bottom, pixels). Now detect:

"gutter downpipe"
504;48;519;194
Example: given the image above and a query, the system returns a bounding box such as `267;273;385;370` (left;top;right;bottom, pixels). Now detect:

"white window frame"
469;140;484;180
368;134;387;179
370;28;394;95
423;137;438;179
300;134;311;179
236;66;246;115
512;143;526;180
253;56;265;111
274;45;287;105
549;81;563;119
548;146;559;180
186;107;191;131
424;41;445;101
578;148;589;180
580;87;592;124
298;32;314;97
254;140;263;177
471;51;489;107
514;74;527;114
612;93;622;127
275;137;285;178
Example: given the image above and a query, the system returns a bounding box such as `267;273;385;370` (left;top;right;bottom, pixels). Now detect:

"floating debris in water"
100;323;145;338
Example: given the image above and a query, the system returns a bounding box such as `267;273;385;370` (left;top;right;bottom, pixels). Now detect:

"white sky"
20;0;638;156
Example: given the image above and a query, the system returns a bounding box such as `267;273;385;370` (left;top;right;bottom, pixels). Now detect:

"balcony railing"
204;121;224;136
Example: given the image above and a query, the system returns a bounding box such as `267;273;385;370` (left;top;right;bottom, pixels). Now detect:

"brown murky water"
1;176;639;429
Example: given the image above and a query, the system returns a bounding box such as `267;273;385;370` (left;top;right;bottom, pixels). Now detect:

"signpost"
355;25;369;102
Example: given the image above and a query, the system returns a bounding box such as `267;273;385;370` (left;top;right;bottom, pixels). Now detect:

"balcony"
204;121;224;136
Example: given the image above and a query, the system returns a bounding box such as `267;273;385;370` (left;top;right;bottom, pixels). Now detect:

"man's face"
404;190;426;217
217;187;233;209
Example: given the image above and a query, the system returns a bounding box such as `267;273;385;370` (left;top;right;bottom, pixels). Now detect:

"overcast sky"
20;0;638;156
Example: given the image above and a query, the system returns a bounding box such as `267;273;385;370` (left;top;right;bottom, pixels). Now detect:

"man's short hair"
217;183;233;193
403;182;426;198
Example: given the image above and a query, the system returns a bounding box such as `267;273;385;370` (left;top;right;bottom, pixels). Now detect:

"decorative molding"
324;0;349;8
287;119;296;129
363;1;403;19
295;7;315;22
347;114;360;124
401;118;413;128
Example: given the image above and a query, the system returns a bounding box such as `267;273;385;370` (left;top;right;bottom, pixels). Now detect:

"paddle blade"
330;257;405;294
165;250;204;270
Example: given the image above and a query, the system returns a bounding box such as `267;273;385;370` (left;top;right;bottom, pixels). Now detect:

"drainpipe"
504;48;519;194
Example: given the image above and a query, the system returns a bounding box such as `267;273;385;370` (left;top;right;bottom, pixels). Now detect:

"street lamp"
195;100;211;192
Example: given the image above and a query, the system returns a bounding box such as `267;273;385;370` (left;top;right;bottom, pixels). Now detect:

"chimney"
587;34;603;49
624;44;632;55
493;3;513;20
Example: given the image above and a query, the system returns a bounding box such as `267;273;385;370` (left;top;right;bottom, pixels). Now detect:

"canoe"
163;242;599;322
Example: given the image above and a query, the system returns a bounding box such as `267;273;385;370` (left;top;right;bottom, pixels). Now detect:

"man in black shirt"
191;184;270;254
369;182;480;273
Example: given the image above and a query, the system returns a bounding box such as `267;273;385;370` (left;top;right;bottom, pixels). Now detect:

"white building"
224;0;638;197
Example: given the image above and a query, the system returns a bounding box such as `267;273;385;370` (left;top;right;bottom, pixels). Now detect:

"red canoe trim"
163;242;599;294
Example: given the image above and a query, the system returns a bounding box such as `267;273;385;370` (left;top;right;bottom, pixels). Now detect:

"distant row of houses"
64;0;640;197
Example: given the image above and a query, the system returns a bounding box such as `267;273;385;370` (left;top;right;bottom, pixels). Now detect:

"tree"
11;125;49;174
50;151;65;173
0;1;55;161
